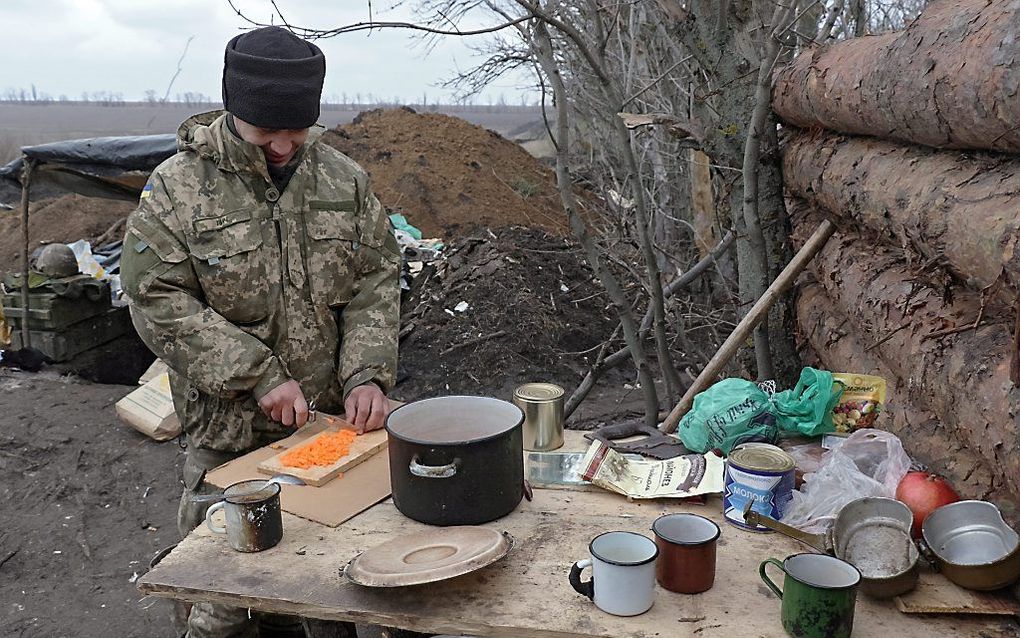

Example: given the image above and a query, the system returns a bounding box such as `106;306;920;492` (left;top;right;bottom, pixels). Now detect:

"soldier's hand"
344;384;389;433
258;379;309;428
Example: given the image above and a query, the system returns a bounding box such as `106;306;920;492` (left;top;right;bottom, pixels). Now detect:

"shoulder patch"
140;183;154;200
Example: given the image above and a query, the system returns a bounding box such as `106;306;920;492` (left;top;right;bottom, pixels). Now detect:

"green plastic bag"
772;367;843;437
388;213;422;240
677;378;778;454
677;368;842;455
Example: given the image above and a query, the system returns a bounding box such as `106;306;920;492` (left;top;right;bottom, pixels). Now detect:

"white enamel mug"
569;531;659;616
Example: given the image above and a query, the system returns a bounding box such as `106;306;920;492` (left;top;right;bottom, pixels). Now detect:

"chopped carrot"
280;430;358;469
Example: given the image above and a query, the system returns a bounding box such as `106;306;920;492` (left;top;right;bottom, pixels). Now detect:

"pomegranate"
895;471;961;537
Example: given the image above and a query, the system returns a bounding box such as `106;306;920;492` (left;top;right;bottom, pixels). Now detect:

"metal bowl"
921;500;1020;590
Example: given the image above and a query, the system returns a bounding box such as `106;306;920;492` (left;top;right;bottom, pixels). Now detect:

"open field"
0;102;548;164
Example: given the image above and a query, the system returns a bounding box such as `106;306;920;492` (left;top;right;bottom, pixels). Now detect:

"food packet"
831;373;887;432
580;440;725;499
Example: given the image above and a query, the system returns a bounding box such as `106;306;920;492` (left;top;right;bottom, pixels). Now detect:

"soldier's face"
234;117;310;167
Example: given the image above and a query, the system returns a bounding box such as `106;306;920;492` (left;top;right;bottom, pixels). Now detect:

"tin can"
513;383;564;451
723;443;795;532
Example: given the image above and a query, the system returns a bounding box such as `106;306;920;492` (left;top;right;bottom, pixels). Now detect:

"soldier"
121;27;399;638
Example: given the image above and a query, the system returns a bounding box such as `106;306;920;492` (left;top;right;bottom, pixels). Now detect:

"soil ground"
0;371;185;638
0;194;136;280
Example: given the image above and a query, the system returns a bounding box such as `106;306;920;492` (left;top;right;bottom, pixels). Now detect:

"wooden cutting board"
257;423;388;487
896;570;1020;617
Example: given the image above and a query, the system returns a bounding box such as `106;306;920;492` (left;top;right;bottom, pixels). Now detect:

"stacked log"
778;0;1020;515
783;131;1020;294
773;0;1020;153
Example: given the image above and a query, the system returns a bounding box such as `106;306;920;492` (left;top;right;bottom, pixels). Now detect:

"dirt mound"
323;108;566;238
0;194;134;278
393;226;616;403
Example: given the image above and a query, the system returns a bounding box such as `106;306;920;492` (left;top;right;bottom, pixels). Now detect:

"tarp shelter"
0;134;177;201
0;134;177;347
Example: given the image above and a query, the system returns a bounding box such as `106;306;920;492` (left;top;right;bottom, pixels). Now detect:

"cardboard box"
116;372;180;441
206;410;399;527
137;358;169;385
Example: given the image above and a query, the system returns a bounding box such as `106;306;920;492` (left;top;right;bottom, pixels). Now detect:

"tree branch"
225;0;530;38
565;231;735;419
618;112;706;145
739;0;796;381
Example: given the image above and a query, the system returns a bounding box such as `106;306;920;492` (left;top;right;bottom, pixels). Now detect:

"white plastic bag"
68;240;107;280
783;429;910;534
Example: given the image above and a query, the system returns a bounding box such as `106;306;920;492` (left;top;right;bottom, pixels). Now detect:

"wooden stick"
92;217;126;248
19;159;35;349
439;330;508;356
660;220;836;434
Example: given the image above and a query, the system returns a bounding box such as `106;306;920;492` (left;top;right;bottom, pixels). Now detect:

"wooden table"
138;485;1020;637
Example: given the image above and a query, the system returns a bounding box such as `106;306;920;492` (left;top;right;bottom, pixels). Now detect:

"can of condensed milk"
723;443;795;531
513;383;564;451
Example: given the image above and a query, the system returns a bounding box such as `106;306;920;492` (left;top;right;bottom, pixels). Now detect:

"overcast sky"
1;0;534;104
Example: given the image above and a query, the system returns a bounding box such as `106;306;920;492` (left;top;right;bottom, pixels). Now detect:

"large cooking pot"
385;395;525;526
921;500;1020;591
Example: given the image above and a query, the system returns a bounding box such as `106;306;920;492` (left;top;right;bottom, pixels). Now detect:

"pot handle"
743;500;829;552
917;537;940;571
409;455;460;479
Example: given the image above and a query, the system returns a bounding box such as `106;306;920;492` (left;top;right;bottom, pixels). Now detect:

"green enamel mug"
759;553;861;638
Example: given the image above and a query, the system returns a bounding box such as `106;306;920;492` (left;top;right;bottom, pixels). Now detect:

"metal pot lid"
343;526;515;587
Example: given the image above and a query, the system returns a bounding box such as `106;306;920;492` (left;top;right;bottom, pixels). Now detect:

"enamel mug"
204;479;283;553
760;553;861;638
569;531;658;616
652;513;721;594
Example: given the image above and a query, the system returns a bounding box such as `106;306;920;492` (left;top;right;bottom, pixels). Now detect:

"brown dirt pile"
323;107;566;238
0;194;134;278
393;226;617;403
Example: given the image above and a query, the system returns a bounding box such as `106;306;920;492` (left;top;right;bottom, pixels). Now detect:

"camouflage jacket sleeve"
121;172;290;400
339;188;400;400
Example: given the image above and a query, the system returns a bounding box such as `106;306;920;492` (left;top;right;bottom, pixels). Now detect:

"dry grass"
0;132;61;165
0;135;23;165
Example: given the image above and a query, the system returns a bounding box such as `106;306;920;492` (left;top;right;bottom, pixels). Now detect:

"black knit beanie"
222;27;325;130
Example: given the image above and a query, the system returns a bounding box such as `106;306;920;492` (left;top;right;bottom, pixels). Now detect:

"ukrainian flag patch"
140;183;153;200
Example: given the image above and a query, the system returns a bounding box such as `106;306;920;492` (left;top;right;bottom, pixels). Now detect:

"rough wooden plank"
896;570;1020;616
257;428;388;487
138;489;1020;638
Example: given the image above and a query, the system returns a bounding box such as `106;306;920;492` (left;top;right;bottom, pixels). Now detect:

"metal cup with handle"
204;479;284;553
759;553;861;638
569;531;658;616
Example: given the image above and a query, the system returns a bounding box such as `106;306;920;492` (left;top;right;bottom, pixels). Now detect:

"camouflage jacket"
121;111;400;452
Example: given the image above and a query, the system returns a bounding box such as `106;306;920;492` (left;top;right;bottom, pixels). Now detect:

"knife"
308;410;360;432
